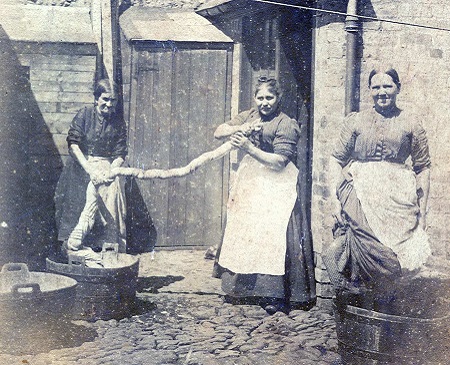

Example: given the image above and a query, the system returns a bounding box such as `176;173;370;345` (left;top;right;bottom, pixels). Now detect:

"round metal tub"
46;249;139;321
0;263;78;353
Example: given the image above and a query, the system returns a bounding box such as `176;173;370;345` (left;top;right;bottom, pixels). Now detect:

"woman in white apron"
323;67;432;307
213;77;316;314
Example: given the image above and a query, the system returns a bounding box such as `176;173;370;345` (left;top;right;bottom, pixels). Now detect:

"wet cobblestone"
0;251;342;364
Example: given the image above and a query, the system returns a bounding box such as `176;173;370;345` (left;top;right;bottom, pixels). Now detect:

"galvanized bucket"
0;263;78;353
46;244;140;321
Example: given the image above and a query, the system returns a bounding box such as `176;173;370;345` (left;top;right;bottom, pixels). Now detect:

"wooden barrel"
46;251;139;321
0;263;78;353
334;302;450;364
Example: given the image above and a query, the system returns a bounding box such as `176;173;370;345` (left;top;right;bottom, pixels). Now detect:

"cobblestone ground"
0;250;341;365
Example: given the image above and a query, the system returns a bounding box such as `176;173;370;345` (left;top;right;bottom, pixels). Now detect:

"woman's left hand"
230;131;252;151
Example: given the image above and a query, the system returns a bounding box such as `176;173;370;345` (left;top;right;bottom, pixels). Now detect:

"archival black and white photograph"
0;0;449;364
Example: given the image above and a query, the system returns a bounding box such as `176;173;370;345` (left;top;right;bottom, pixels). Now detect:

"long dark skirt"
322;177;402;293
213;199;316;305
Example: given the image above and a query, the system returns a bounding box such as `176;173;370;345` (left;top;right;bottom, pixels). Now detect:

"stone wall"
311;0;450;302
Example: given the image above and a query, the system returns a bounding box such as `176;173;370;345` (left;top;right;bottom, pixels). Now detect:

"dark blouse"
67;106;127;159
332;108;431;174
228;108;300;163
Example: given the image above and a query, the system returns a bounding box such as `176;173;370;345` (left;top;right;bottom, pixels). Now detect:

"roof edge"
120;7;233;43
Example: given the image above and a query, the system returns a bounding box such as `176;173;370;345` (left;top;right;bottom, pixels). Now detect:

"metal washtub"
0;263;78;353
46;245;140;321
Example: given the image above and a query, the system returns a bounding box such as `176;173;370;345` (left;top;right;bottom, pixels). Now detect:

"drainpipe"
344;0;360;115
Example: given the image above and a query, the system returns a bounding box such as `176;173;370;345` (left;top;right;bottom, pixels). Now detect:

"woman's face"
370;73;399;112
96;92;117;117
254;86;279;117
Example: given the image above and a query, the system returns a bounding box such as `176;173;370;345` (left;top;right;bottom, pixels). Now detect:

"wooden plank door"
129;45;231;248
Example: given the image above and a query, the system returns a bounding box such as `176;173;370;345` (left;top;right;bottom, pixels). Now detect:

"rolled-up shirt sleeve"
411;121;431;174
273;118;300;160
66;108;86;148
332;113;358;166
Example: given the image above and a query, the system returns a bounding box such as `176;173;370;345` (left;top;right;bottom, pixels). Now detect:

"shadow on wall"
0;25;62;270
125;176;157;254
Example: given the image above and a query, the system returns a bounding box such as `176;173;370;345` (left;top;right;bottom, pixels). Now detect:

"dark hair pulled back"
94;79;118;100
254;76;283;99
368;67;401;89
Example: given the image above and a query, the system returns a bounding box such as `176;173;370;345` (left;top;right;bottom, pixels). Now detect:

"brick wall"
358;0;450;260
312;0;450;302
310;2;346;304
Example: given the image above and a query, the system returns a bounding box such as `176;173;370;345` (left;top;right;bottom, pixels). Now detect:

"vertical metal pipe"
345;0;360;115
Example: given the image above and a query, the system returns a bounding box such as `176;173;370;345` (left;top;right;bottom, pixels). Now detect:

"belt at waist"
357;156;404;164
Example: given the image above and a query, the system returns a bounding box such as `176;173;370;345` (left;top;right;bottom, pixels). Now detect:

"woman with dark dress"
323;67;432;302
54;79;128;260
213;77;316;314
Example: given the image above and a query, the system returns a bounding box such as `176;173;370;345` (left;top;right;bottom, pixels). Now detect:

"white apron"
218;155;298;275
349;161;431;271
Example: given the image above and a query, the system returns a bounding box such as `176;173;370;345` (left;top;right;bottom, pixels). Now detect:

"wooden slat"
32;91;94;104
122;83;131;103
31;80;93;93
127;46;139;165
29;70;95;83
166;49;191;247
184;50;210;247
221;48;234;230
136;50;172;247
57;102;92;114
36;102;58;114
202;49;228;248
32;55;96;71
152;50;172;247
40;112;75;134
133;50;155;245
120;32;132;86
13;42;97;56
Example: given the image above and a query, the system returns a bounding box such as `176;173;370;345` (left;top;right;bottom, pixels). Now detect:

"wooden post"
91;0;120;83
